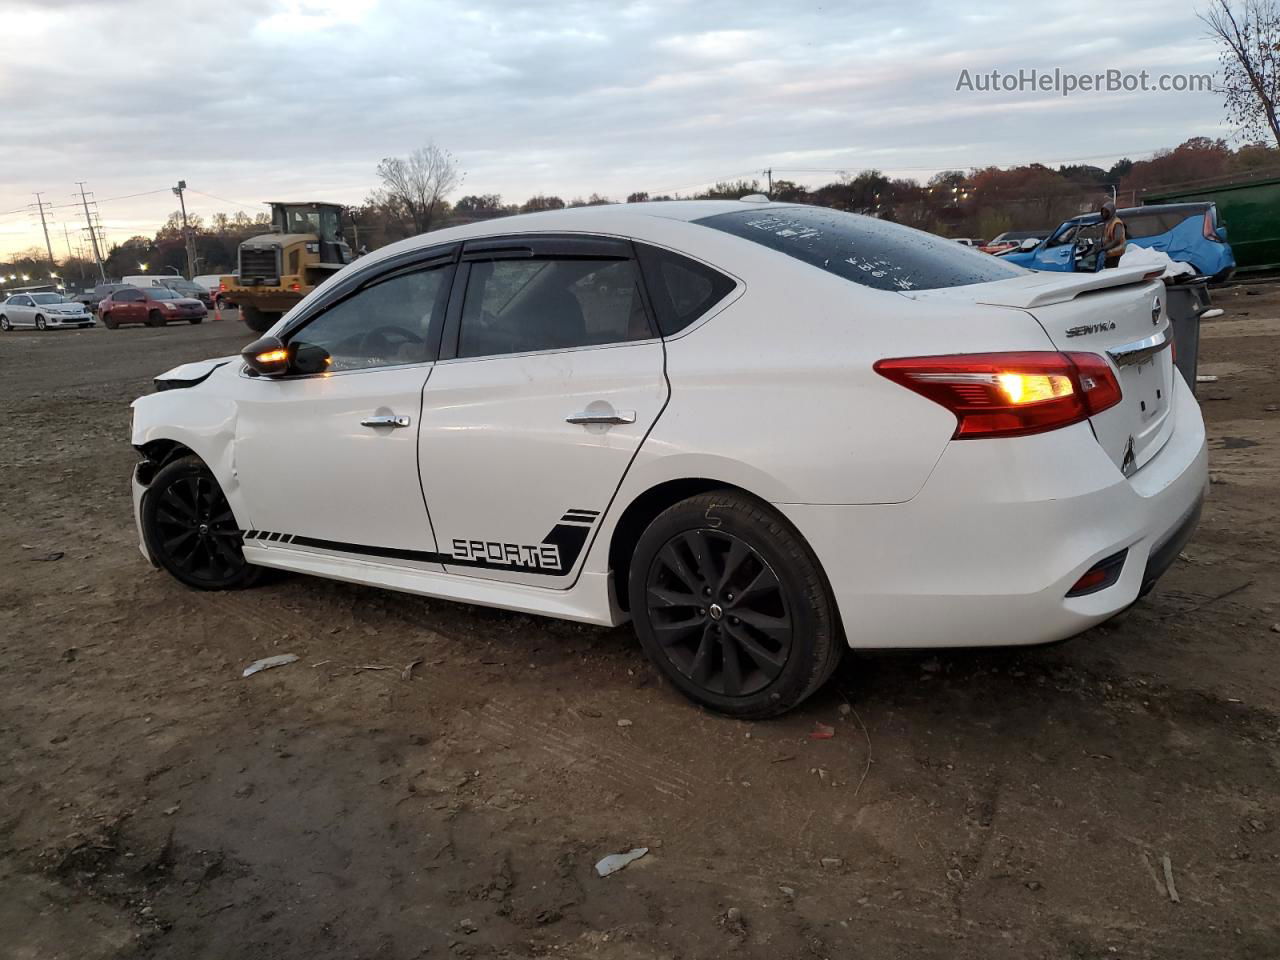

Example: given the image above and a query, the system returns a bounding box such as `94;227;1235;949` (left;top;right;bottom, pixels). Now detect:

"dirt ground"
1;288;1278;960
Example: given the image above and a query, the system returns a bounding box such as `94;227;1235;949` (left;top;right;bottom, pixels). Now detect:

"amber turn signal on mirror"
241;335;290;376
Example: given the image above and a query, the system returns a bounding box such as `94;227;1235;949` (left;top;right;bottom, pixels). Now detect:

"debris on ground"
30;551;64;562
1162;855;1181;903
616;718;633;727
921;658;942;673
595;846;648;877
242;654;299;678
353;664;394;673
1197;374;1220;383
402;658;423;681
820;857;844;869
809;722;835;740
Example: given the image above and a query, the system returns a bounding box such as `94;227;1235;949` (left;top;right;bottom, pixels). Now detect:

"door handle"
361;415;411;428
566;409;636;426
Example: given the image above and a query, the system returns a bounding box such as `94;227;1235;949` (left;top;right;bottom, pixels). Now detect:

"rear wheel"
35;315;46;331
628;490;843;719
240;304;279;333
101;312;117;329
142;456;260;590
146;310;165;327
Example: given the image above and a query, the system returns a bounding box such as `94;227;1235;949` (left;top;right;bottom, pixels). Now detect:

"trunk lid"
905;267;1175;474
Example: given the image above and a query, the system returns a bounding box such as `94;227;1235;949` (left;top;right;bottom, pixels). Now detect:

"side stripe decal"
243;508;601;577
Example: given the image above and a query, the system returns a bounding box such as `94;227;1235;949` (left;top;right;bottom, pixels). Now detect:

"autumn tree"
1203;0;1280;147
375;143;464;235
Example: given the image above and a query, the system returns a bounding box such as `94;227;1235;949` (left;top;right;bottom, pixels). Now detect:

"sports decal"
242;509;601;577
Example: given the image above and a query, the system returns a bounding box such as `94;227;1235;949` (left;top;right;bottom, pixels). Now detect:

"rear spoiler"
906;266;1162;310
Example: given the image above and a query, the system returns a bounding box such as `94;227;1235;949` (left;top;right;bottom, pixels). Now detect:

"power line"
188;188;264;210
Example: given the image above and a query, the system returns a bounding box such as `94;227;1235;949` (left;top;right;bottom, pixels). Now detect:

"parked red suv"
98;286;207;329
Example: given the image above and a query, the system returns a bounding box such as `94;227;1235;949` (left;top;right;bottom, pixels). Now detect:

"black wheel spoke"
645;527;793;698
719;630;744;695
689;624;716;685
730;566;780;607
651;613;704;646
162;529;198;552
734;608;791;642
647;584;698;608
719;537;750;591
658;542;701;592
724;622;785;677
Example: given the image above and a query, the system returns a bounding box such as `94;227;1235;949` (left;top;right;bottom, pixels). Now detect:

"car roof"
348;199;796;274
1063;202;1211;225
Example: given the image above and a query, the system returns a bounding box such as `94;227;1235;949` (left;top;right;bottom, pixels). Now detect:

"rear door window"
635;244;736;336
695;206;1022;292
457;257;651;358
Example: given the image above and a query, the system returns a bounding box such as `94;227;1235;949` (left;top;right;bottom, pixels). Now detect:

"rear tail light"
1202;210;1216;241
874;351;1123;439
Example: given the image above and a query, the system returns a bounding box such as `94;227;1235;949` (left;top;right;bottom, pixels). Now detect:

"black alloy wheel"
646;529;793;697
143;456;259;590
628;490;842;718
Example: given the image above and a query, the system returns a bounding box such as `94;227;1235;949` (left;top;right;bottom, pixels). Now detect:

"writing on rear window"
695;206;1023;293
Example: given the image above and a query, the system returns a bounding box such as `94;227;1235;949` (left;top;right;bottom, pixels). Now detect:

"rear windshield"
695;206;1023;292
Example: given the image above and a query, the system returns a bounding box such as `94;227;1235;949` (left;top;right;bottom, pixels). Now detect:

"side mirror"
242;335;289;376
291;342;332;375
1020;237;1039;251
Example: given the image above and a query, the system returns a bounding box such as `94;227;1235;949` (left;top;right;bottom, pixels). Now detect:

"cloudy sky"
0;0;1227;260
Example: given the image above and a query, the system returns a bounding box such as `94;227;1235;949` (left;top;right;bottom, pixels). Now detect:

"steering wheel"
359;324;424;359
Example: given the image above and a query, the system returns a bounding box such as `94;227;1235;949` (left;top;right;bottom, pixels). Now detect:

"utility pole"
173;180;196;280
76;181;107;282
32;192;56;268
764;168;773;195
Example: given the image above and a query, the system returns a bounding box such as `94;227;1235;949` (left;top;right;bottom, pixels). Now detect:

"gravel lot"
2;292;1278;960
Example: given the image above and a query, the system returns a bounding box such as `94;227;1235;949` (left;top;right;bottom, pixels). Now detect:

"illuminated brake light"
875;351;1123;439
289;282;301;292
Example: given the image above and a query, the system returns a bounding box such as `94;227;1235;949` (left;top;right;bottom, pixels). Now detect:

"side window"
288;263;452;373
635;244;736;336
457;257;651;358
116;290;140;303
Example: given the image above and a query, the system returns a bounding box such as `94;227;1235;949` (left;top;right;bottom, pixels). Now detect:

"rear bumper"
779;373;1208;649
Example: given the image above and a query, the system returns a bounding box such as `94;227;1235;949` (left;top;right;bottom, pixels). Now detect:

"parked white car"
130;200;1207;716
0;292;94;330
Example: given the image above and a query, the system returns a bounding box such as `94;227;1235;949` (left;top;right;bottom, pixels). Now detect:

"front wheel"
35;315;46;330
628;490;843;719
0;315;9;331
240;304;280;333
141;456;260;590
146;310;165;327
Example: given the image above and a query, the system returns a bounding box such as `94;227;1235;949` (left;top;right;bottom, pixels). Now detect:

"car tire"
627;490;843;719
0;315;9;331
240;305;279;333
35;315;46;330
101;312;117;329
188;317;203;324
141;455;261;591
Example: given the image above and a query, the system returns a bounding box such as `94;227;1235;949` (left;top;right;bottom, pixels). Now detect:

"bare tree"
1202;0;1280;147
375;143;465;235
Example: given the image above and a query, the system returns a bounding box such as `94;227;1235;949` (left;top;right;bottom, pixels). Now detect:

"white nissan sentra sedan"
130;200;1208;717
